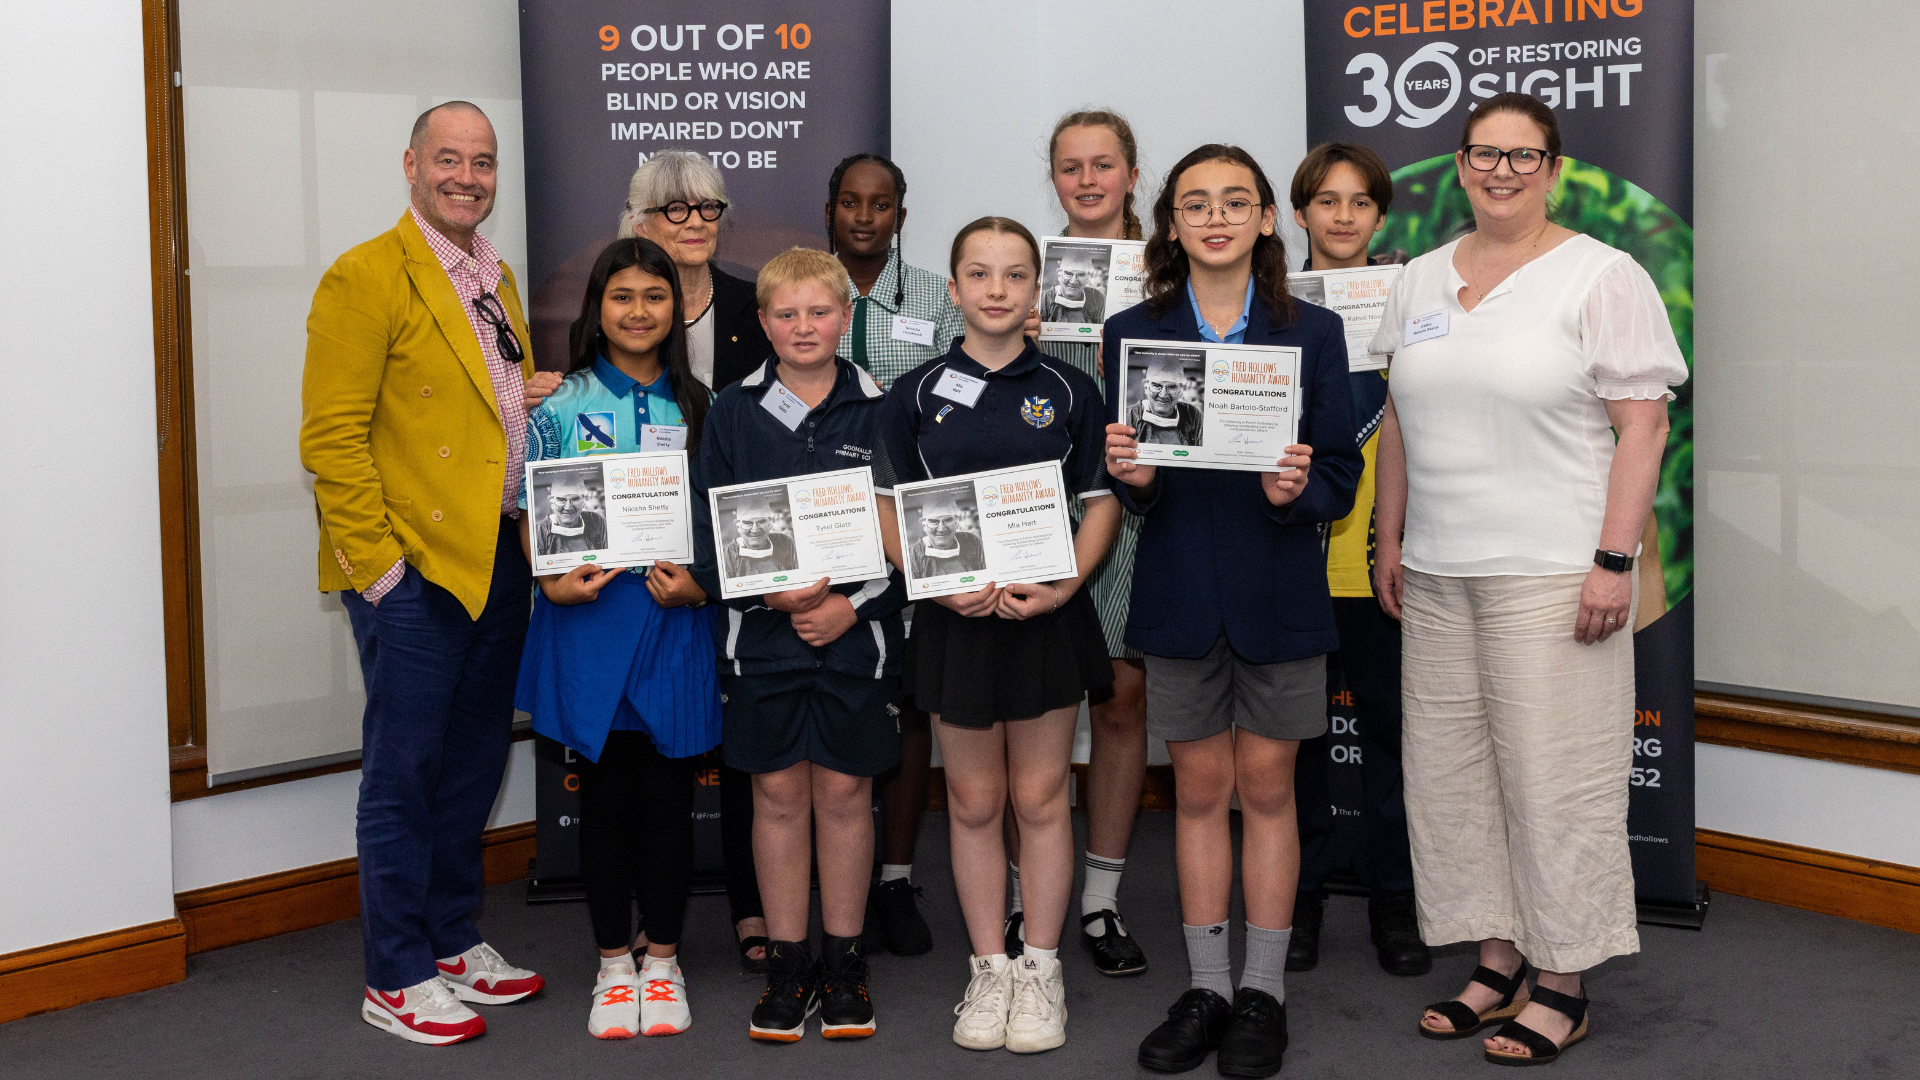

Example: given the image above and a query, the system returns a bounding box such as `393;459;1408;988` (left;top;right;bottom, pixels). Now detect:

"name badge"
931;367;987;408
760;381;810;431
1405;310;1450;346
640;424;688;451
891;314;937;347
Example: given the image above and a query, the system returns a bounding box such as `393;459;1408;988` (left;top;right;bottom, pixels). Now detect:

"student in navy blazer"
1108;145;1360;1079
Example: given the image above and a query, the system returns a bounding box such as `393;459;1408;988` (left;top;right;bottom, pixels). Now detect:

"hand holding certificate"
893;462;1080;600
1036;237;1148;343
525;451;694;575
1115;340;1302;473
708;467;889;600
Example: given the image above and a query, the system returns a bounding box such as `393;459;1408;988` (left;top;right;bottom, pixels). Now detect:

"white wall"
0;1;178;951
1696;745;1920;867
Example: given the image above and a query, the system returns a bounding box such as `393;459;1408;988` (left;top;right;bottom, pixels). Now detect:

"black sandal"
1419;962;1529;1040
737;934;769;975
1483;984;1588;1066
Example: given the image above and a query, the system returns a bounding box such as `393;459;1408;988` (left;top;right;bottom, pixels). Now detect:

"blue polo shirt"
1188;276;1255;344
874;339;1113;503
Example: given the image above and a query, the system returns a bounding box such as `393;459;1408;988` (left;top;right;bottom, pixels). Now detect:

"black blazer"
709;266;776;392
1103;292;1362;663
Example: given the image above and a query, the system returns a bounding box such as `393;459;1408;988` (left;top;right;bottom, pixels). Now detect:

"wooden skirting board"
0;919;187;1026
1695;828;1920;935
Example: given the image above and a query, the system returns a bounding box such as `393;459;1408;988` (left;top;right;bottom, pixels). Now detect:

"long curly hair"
1143;144;1295;328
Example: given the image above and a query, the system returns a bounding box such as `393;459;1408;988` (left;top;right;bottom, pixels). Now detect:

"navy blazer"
1103;293;1362;663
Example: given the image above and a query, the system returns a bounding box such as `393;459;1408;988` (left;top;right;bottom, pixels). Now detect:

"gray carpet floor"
5;811;1918;1079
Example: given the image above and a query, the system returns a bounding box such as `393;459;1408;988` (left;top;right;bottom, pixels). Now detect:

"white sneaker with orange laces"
362;977;487;1045
437;942;546;1004
588;962;642;1039
639;956;692;1036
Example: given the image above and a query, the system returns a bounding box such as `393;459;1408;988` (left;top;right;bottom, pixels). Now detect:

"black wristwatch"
1594;549;1635;573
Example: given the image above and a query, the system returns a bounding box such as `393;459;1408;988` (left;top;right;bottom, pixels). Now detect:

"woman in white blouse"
1370;93;1688;1066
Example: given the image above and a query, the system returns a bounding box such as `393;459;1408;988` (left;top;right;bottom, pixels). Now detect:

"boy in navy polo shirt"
690;248;906;1045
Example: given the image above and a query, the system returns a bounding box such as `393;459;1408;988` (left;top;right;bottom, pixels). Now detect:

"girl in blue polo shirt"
874;217;1120;1055
513;237;718;1042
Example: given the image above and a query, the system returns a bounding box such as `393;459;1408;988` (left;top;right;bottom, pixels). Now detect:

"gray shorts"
1144;636;1328;743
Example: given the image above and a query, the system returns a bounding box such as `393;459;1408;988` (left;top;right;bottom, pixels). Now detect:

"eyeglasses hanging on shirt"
471;293;524;365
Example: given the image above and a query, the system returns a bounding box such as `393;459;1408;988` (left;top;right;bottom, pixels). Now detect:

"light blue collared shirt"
1186;276;1255;344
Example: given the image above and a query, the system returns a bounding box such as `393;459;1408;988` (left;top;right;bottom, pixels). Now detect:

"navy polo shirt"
874;340;1112;503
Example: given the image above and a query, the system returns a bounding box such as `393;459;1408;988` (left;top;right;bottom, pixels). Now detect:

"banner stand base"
1636;882;1711;931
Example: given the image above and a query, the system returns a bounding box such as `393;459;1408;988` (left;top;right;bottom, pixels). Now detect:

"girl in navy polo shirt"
513;237;718;1041
874;217;1120;1054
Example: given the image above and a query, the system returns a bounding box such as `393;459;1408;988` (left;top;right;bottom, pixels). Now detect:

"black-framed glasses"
1462;145;1553;174
1176;198;1258;228
471;293;524;364
643;199;728;224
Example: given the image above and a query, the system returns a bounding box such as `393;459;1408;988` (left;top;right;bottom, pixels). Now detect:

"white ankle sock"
1024;944;1058;961
880;863;912;883
1080;853;1126;931
598;952;633;974
1009;861;1024;914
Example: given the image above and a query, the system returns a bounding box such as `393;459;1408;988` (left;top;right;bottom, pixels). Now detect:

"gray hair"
617;150;730;238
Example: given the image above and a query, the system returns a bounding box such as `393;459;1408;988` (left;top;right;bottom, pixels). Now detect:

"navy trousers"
1295;596;1415;895
342;516;531;991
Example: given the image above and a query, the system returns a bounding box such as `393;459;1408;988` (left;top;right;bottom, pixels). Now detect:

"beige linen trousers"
1400;569;1640;973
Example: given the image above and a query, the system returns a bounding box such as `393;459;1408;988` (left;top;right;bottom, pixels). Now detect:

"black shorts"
721;668;901;777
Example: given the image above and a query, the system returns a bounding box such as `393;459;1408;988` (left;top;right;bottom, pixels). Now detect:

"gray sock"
1182;922;1233;999
1240;923;1291;1002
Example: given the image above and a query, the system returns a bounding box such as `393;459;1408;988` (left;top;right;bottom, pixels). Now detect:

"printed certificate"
1117;340;1302;473
1287;263;1402;371
709;467;889;599
1036;236;1148;343
525;451;693;574
894;462;1080;599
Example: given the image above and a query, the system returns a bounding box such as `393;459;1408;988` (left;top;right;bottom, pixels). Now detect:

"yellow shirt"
1326;369;1387;598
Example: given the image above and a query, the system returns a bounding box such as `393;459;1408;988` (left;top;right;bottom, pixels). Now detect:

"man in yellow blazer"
301;101;560;1047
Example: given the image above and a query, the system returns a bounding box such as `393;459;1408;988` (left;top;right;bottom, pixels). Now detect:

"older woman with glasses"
618;150;774;393
1369;93;1688;1066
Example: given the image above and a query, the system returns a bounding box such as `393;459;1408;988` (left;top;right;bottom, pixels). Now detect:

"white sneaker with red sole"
639;956;692;1036
362;977;486;1045
436;942;545;1004
588;962;641;1039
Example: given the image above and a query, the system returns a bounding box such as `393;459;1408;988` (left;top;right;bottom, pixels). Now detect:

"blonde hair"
617;150;729;238
755;247;851;310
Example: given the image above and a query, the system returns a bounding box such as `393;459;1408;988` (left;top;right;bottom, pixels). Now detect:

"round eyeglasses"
1176;198;1258;228
644;199;728;224
1462;145;1552;174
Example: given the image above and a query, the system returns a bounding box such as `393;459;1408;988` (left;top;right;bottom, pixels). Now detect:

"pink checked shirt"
364;209;529;603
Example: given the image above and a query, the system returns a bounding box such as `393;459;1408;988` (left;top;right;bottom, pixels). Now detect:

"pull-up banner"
519;1;891;367
1302;0;1699;911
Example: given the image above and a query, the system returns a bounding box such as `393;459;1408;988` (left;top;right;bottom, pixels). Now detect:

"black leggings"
720;762;763;925
579;730;698;950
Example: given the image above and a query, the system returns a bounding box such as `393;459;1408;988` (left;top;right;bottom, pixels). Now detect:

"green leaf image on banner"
1378;155;1694;611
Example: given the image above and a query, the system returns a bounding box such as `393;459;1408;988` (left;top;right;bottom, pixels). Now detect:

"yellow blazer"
300;210;535;619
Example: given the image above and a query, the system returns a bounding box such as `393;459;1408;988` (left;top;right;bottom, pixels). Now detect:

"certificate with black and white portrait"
1036;236;1147;343
1118;339;1301;473
525;450;693;574
894;462;1079;599
1287;263;1402;371
709;467;889;599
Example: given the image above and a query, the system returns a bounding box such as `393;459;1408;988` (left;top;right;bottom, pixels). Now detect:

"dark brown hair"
1289;142;1394;215
1048;109;1143;241
947;216;1042;279
1144;144;1295;326
568;237;709;450
1460;92;1562;159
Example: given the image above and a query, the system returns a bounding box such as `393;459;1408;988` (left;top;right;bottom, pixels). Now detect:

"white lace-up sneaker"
362;976;486;1045
639;956;693;1036
1005;953;1067;1053
952;953;1015;1050
587;962;641;1039
437;941;546;1005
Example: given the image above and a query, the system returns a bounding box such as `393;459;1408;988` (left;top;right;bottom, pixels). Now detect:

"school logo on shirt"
1020;397;1055;429
574;411;616;452
935;404;954;423
1211;359;1231;384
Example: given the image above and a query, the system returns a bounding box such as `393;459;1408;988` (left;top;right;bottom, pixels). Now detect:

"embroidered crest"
574;411;616;452
1020;397;1055;429
935;404;954;423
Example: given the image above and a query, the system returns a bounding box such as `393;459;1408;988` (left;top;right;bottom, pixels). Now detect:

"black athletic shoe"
1081;909;1149;976
1368;891;1433;976
818;934;876;1038
1215;988;1288;1078
871;878;934;956
1284;891;1324;973
748;939;818;1042
1137;987;1233;1073
1003;910;1025;957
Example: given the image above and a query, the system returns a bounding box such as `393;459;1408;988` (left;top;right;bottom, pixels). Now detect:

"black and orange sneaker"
818;934;876;1039
748;939;818;1042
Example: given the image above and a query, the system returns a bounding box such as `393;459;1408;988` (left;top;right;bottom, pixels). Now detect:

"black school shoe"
1284;891;1324;972
1215;988;1288;1078
1003;910;1025;957
748;940;818;1042
870;878;934;955
818;934;877;1038
1081;909;1149;976
1368;891;1433;976
1138;988;1233;1073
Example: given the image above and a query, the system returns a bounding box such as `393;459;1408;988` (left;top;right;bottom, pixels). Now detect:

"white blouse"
1370;233;1689;577
686;301;716;389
